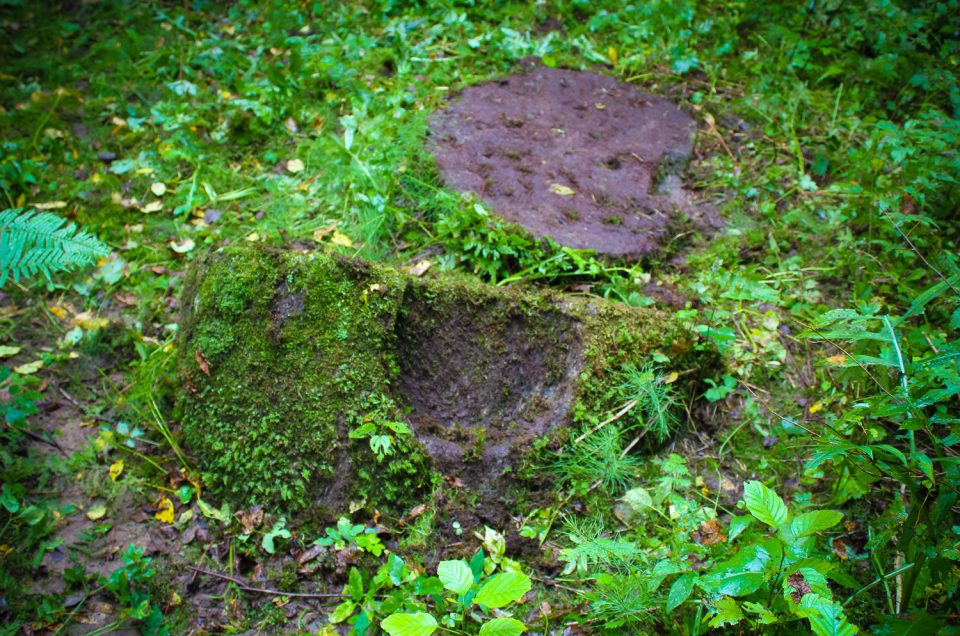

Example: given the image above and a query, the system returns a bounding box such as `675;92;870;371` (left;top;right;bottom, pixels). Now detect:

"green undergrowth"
1;0;959;633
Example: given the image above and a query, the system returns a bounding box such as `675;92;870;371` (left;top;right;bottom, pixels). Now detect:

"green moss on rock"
177;245;713;516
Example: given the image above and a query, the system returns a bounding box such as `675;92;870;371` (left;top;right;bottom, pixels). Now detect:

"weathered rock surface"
177;245;711;520
430;62;722;258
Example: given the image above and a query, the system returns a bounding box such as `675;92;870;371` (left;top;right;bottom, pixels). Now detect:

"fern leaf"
0;208;110;286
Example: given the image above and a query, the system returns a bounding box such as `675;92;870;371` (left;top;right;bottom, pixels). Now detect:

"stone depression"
177;245;711;527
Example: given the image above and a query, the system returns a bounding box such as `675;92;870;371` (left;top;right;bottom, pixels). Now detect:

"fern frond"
0;208;110;286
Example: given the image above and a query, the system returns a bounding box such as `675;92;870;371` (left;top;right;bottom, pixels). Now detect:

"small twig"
574;399;637;445
5;422;66;455
618;429;648;460
881;208;959;295
190;566;342;599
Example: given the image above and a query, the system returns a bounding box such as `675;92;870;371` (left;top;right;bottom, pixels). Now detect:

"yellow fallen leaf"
136;167;154;175
549;183;575;196
0;345;21;358
48;305;69;320
86;504;107;521
142;201;163;214
809;401;823;414
608;47;618;65
0;544;13;559
595;102;606;110
330;231;353;247
109;459;124;481
151;182;167;197
245;232;260;242
33;201;67;210
13;360;43;375
664;371;679;384
72;311;109;331
286;158;305;174
155;496;175;524
170;238;195;253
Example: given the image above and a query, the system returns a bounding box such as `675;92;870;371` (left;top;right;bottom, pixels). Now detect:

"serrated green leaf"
795;593;858;636
666;573;696;612
708;596;744;628
698;544;772;597
474;572;532;609
790;510;843;537
438;560;474;595
743;481;789;527
381;612;438;636
478;617;527;636
742;601;778;624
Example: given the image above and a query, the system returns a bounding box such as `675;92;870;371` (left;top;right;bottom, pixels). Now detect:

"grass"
0;0;958;634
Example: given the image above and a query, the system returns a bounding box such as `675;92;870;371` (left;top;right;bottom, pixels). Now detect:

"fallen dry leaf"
155;496;175;524
195;349;210;375
407;260;432;277
694;519;727;545
236;506;264;534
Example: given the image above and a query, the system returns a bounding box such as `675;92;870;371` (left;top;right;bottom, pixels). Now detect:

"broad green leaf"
478;617;527;636
708;596;744;628
728;515;754;542
381;612;438;636
469;549;486;577
698;544;772;597
796;593;858;636
328;600;355;624
743;481;788;527
474;572;532;609
790;510;843;537
666;573;696;612
347;567;364;602
438;560;474;595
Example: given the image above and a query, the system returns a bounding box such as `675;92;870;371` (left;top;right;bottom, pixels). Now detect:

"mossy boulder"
176;245;711;517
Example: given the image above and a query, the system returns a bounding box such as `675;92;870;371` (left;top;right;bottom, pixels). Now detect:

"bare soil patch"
430;62;722;258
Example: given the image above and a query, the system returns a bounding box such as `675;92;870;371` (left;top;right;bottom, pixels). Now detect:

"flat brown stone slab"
430;63;721;258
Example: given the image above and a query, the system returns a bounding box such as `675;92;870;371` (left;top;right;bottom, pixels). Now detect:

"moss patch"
177;245;712;517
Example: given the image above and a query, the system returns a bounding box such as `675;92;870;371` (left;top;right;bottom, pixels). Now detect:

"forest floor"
1;1;958;635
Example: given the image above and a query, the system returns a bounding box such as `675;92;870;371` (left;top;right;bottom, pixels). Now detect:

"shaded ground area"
430;62;722;258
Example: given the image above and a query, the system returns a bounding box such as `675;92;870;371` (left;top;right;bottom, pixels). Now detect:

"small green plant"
380;554;531;636
613;363;681;444
98;545;167;635
664;481;856;635
0;208;109;286
555;425;642;494
314;516;384;556
324;546;530;636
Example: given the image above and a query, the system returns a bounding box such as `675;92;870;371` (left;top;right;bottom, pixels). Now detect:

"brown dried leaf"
694;519;727;545
236;506;264;534
787;572;812;604
195;349;210;376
